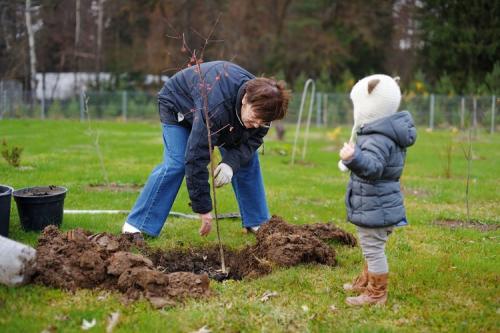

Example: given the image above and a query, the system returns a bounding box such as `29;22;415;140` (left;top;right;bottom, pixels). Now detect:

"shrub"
1;139;23;167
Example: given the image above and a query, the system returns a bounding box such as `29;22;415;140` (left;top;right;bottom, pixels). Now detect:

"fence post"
323;93;328;127
0;90;5;120
122;90;127;122
472;96;478;137
460;96;465;129
40;90;45;120
316;92;321;127
429;94;435;130
79;89;85;122
40;73;46;120
491;95;496;134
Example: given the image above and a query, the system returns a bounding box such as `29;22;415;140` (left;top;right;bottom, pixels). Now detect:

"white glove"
214;163;233;188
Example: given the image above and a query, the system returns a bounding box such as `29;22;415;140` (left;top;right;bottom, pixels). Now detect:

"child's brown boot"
343;263;368;293
345;272;388;306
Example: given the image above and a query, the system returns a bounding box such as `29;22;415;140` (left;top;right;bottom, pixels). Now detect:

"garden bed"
32;216;356;308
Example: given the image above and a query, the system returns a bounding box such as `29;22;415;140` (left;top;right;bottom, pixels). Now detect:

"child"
338;74;417;306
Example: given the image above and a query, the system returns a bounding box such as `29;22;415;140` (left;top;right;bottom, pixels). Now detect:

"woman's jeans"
126;123;270;236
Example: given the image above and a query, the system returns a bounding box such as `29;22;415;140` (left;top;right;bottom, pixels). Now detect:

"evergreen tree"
418;0;500;94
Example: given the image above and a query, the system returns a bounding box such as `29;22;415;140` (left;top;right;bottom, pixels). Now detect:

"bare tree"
95;0;105;91
74;0;81;95
189;18;228;273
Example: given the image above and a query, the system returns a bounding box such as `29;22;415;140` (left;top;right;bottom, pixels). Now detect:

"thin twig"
211;123;231;136
190;27;225;43
199;14;221;60
83;93;109;186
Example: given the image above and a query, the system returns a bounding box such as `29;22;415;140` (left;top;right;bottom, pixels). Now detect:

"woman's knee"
163;157;185;174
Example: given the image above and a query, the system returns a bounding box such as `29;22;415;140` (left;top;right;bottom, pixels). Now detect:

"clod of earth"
32;216;356;308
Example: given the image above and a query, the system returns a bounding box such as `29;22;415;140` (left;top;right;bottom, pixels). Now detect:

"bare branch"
199;13;222;60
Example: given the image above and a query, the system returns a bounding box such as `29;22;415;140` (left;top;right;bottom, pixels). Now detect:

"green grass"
0;119;499;332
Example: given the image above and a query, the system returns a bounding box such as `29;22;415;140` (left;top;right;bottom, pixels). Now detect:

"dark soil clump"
149;216;356;280
15;185;65;197
34;226;209;308
33;216;356;308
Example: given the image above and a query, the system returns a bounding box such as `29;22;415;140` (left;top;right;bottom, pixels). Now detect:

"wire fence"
0;89;498;132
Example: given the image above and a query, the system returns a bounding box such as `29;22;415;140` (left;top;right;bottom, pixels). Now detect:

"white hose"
63;210;240;220
64;210;199;219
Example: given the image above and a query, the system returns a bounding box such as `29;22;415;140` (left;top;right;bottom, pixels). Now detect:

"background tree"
1;0;498;94
417;0;500;94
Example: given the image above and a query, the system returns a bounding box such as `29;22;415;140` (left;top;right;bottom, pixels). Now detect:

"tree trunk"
25;0;37;114
74;0;81;96
95;0;104;91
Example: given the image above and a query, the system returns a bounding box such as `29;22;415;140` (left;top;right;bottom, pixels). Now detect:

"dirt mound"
257;216;357;246
300;222;358;246
149;216;356;280
33;216;356;308
34;226;210;308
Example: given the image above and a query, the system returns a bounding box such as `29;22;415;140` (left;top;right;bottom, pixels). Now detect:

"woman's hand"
214;163;233;188
199;212;212;236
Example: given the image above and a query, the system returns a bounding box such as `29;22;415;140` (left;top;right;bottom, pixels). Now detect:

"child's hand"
339;142;355;161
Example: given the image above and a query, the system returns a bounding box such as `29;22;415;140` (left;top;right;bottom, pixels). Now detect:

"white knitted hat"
338;74;401;172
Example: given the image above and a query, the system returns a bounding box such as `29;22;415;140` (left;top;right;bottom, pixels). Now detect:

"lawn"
0;119;499;332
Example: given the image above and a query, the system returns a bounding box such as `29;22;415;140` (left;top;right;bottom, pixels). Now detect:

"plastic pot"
13;186;68;232
0;185;13;237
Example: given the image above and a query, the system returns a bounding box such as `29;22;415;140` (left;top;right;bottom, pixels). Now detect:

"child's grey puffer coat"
343;111;417;228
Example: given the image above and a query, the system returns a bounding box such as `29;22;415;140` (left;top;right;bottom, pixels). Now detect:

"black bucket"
0;185;13;237
13;186;68;232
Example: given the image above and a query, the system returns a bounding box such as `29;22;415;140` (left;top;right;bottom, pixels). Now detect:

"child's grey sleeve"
343;135;391;180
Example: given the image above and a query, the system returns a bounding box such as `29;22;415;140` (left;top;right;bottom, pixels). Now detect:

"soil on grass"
15;185;65;197
434;219;499;232
32;216;356;308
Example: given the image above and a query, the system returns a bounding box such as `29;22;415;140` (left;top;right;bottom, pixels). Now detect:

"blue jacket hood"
358;111;417;148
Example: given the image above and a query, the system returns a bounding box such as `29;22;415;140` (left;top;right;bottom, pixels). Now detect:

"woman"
123;61;290;237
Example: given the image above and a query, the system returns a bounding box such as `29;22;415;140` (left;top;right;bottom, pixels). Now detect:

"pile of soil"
34;227;209;308
33;216;356;308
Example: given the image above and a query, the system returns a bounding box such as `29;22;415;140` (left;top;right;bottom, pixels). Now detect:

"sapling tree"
83;93;110;187
176;17;228;273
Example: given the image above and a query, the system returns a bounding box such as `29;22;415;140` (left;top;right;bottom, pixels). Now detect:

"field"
0;119;499;332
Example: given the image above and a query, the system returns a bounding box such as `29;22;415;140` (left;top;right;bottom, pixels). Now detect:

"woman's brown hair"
245;78;290;123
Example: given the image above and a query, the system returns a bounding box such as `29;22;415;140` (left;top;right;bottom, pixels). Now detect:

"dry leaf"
81;318;96;330
106;312;120;333
55;314;69;321
97;291;110;301
260;290;278;302
329;305;338;312
41;325;57;333
395;318;410;326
